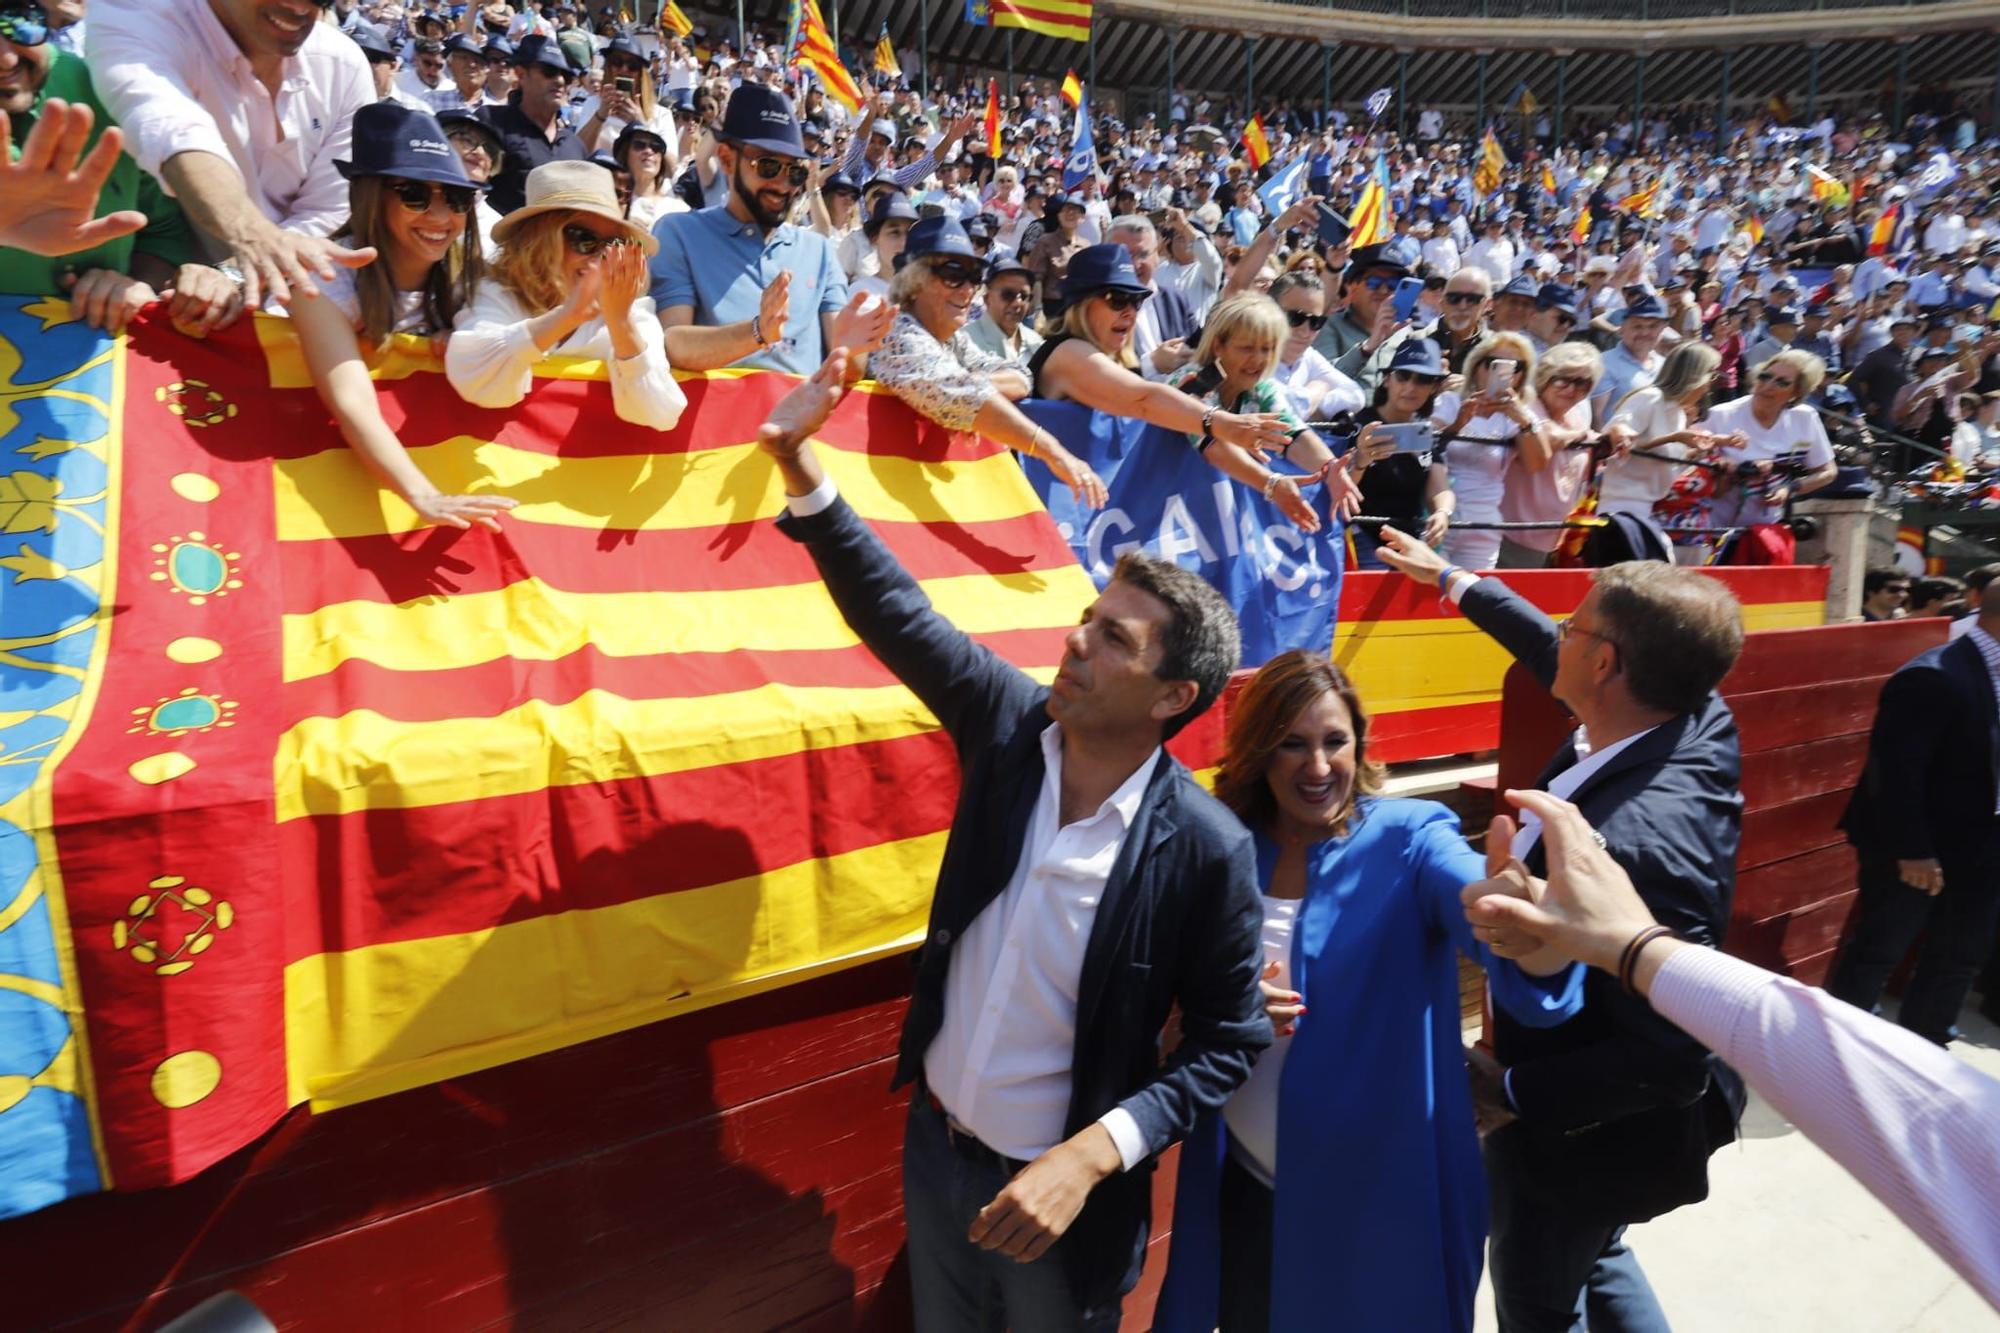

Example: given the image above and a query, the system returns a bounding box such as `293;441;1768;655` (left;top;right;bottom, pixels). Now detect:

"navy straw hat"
720;83;806;157
1061;243;1152;307
510;34;571;74
335;103;475;188
1388;337;1446;377
896;216;984;271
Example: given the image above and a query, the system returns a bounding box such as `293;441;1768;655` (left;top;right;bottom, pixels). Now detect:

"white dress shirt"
87;0;371;239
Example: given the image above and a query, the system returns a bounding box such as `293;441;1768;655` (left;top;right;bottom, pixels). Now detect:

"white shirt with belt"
786;474;1149;1172
87;0;372;239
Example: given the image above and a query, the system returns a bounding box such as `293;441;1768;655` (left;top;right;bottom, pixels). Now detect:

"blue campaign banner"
1017;400;1345;666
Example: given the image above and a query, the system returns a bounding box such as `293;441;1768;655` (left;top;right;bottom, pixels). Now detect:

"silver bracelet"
1262;473;1282;499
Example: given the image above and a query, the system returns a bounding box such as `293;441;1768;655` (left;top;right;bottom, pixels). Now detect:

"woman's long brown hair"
334;176;483;346
1212;649;1385;838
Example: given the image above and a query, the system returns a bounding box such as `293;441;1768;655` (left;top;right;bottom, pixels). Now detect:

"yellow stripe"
284;831;943;1108
282;563;1093;682
273;435;1047;541
256;314;639;390
998;0;1094;14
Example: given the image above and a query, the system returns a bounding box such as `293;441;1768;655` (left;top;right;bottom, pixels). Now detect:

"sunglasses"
1755;371;1797;389
1391;369;1443;386
993;287;1034;303
748;155;811;188
1549;375;1594;391
1097;290;1149;312
562;223;632;256
0;8;49;44
1285;310;1327;330
1444;291;1485;306
1361;274;1399;292
389;180;476;215
931;261;984;289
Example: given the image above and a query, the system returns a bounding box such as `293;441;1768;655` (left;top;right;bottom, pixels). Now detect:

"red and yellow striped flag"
1242;115;1272;170
788;0;863;112
1348;154;1392;248
1061;69;1083;108
984;78;1003;158
1570;206;1592;246
991;0;1092;43
1868;203;1899;256
1617;180;1659;219
1747;214;1765;245
5;305;1095;1204
662;0;693;38
1474;127;1506;196
1540;162;1558;196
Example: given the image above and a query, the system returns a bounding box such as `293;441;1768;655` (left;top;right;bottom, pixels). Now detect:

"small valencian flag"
873;24;901;78
662;0;693;38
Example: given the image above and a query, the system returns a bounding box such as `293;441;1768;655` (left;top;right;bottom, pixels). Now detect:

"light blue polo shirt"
649;205;849;375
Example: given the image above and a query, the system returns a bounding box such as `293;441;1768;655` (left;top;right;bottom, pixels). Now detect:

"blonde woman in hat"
448;160;686;430
287;102;516;533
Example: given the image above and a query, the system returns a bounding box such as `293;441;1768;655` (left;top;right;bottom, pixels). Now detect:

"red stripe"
991;2;1091;32
276;510;1077;613
281;627;1069;725
278;727;967;959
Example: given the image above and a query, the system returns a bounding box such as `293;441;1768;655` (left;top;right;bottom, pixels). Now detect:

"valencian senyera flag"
788;0;863;112
0;298;1096;1219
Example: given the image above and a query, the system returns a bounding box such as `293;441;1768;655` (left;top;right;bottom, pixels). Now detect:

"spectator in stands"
448;159;685;430
1830;578;2000;1047
1166;293;1345;532
614;125;681;233
962;256;1042;366
476;35;586;216
437;108;506;243
1025;190;1090;320
1591;292;1668;424
1432;267;1495;376
1907;575;1967;619
287;103;513;532
1270;271;1366;422
0;8;236;335
1499;342;1606;569
0;95;146;257
649;84;888;375
1153;650;1581;1333
1859;567;1912;621
1848;313;1920;427
480;35;516;106
396;36;449;109
576;35;676;168
1345;338;1457;568
1742;306;1800;375
870;216;1103;506
352;27;426;111
1318;238;1424;393
1528;283;1582;356
433;34;488;114
1432;334;1538;570
86;0;374;307
1951;562;2000;640
1699;349;1841;531
1491;272;1540;338
851;191;916;303
1107;213;1197;381
1028;243;1298;500
1159;204;1225;323
1599;341;1731;529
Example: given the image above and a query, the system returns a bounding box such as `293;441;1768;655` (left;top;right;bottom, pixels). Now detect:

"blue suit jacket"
1461;577;1745;1225
777;496;1271;1306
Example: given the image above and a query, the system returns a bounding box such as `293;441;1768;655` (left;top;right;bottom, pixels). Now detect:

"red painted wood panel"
1737;733;1871;813
1732;842;1859;927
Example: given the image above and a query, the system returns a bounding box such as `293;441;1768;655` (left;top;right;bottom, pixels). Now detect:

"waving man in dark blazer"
754;353;1270;1331
1377;527;1748;1333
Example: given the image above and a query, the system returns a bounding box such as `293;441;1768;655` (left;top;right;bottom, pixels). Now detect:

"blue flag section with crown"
1018;403;1345;665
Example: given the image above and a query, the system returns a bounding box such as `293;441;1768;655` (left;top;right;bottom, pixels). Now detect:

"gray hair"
1534;340;1603;393
889;256;934;306
1105;214;1157;244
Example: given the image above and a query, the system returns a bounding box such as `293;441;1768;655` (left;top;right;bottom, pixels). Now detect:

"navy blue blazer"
1461;577;1745;1225
777;496;1270;1306
1841;634;2000;867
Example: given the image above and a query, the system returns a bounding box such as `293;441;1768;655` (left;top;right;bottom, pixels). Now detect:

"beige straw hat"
490;160;659;256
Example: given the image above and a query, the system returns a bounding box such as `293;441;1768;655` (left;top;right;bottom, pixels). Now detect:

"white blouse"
446;283;687;431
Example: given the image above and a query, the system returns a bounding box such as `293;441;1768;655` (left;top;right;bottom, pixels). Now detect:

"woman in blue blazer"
1155;650;1584;1333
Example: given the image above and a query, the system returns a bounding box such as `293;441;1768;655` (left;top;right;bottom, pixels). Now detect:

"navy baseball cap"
1766;307;1801;327
720;83;806;157
1388;337;1446;377
863;191;919;237
351;26;396;61
510;35;571;74
1062;243;1152;307
482;36;514;60
897;216;985;271
443;33;482;57
1498;273;1541;301
1624;294;1670;320
1537;283;1582;320
335;103;475;188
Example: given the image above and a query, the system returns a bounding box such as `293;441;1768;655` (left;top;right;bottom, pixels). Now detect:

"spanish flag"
1474;127;1506;197
984;78;1003;159
1348;153;1393;248
1571;206;1592;246
662;0;694;38
990;0;1092;43
1540;162;1558;196
0;299;1095;1209
787;0;862;112
1061;69;1084;109
1746;214;1765;245
873;23;901;79
1868;203;1899;257
1242;115;1272;171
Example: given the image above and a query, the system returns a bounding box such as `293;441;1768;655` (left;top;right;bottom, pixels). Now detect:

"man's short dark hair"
1592;563;1745;715
414;37;445;56
1863;566;1910;597
1909;575;1965;609
1110;553;1241;739
1962;561;2000;595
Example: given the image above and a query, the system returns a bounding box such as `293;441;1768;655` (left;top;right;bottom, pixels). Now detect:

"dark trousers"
1484;1128;1671;1333
1216;1142;1275;1333
902;1095;1124;1333
1827;851;2000;1045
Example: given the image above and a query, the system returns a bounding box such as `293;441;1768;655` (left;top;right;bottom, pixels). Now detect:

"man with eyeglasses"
964;258;1044;367
1105;213;1196;381
1375;529;1748;1333
1313;235;1421;377
85;0;374;310
476;34;585;215
479;36;515;107
649;83;889;375
395;35;450;109
1434;267;1495;375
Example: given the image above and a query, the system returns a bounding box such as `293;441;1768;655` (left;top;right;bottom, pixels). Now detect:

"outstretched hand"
0;100;147;257
756;348;851;464
1375;523;1451;583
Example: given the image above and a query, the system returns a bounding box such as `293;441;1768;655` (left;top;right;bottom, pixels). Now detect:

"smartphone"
1391;276;1425;324
1487;359;1517;396
615;76;636;93
1379;420;1434;454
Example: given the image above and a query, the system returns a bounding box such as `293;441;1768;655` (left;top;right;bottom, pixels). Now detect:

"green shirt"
0;50;195;296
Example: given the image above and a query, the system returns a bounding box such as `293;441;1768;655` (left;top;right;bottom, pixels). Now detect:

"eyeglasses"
1755;371;1797;389
1549;375;1595;391
1557;618;1623;660
562;223;632;256
1391;369;1442;386
0;8;50;44
389;180;477;215
1285;310;1327;330
993;286;1034;304
930;261;983;289
1444;291;1485;306
1548;311;1577;327
1097;290;1150;312
747;155;811;188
